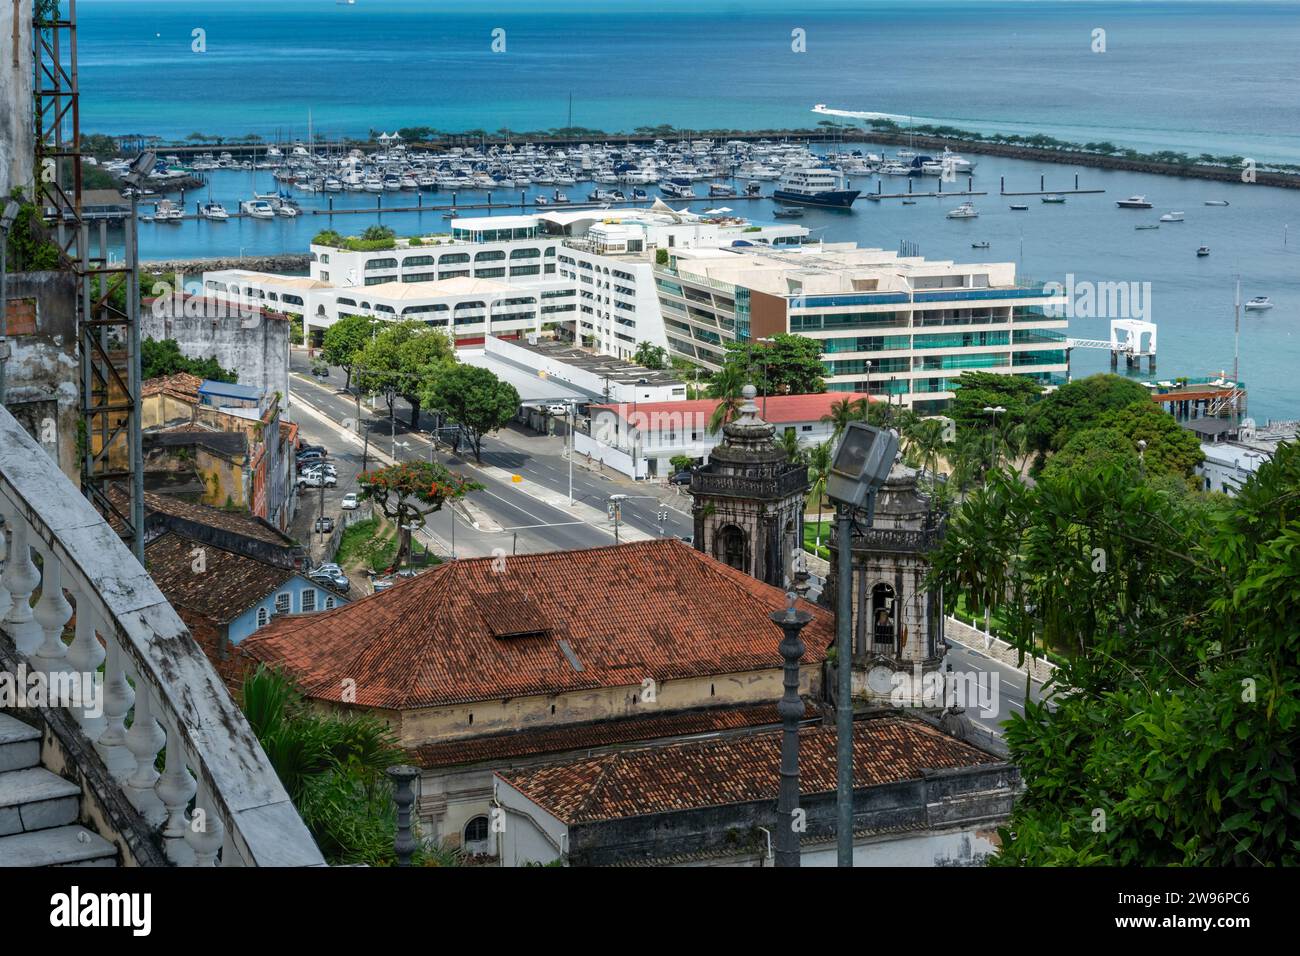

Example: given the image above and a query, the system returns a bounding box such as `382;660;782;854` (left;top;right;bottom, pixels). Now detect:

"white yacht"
154;199;184;222
1159;211;1185;222
773;168;859;208
198;200;229;221
1117;195;1154;208
323;177;343;193
659;178;697;199
240;199;276;219
1244;296;1274;311
363;175;384;193
877;161;912;176
946;201;979;219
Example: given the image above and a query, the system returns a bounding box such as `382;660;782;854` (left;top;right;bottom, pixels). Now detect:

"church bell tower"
689;386;809;588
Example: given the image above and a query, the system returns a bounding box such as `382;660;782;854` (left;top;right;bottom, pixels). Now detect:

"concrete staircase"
0;714;117;866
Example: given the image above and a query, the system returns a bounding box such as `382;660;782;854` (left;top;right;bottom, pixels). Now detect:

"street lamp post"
824;422;899;867
757;336;775;419
982;405;1006;473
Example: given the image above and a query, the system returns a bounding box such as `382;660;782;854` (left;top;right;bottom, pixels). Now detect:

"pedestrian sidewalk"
945;616;1057;684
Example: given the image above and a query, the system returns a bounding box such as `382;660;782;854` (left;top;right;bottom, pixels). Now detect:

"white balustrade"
0;404;324;866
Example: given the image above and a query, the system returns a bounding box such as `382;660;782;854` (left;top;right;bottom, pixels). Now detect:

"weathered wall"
1;0;34;197
141;306;291;403
395;664;821;748
2;270;80;481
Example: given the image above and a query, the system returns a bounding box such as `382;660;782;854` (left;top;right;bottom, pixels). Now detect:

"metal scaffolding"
31;0;144;559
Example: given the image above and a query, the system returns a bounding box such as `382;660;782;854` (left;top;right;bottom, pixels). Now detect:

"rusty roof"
497;715;1000;824
240;538;832;710
144;531;293;625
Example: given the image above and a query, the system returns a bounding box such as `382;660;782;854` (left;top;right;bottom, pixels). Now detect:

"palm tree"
820;396;868;438
779;428;806;464
900;418;949;478
240;665;419;866
805;439;833;550
707;364;747;431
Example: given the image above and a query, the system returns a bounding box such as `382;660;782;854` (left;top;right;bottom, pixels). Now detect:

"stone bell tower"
825;464;948;708
689;385;808;589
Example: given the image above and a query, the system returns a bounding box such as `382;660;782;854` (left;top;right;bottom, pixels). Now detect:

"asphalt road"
286;349;694;558
944;633;1052;735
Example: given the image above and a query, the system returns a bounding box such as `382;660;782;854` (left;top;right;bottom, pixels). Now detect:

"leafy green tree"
1038;426;1140;483
634;341;668;370
141;337;236;383
321;313;375;390
719;333;825;397
930;443;1300;865
358;460;481;568
947;371;1043;433
1025;374;1152;458
669;454;694;474
355;322;452;427
421;364;520;462
1097;401;1204;478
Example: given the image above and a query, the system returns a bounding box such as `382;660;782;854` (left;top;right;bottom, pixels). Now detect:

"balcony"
0;405;323;867
689;465;808;500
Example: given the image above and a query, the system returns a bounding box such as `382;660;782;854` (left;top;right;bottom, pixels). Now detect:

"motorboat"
1197;246;1211;257
1244;296;1273;311
877;161;912;176
1204;200;1230;206
744;181;762;197
971;241;990;249
154;199;184;222
323;177;343;193
708;183;736;197
946;201;978;219
660;178;697;199
773;168;859;208
773;207;804;219
241;199;276;219
1117;195;1153;208
1041;194;1066;204
901;199;917;205
1009;203;1029;211
1136;224;1160;230
1159;211;1185;222
199;200;229;221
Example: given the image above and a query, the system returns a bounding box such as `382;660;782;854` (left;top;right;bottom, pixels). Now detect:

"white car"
341;493;360;510
545;403;569;417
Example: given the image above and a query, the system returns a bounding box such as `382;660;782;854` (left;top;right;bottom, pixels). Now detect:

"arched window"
717;525;748;573
256;607;269;628
464;816;490;854
871;583;896;652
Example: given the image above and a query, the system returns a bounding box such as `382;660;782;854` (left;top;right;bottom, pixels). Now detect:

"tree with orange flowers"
357;461;482;568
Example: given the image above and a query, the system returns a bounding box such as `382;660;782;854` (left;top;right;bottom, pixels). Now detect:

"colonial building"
689;385;810;589
237;538;834;853
825;464;949;708
496;713;1016;867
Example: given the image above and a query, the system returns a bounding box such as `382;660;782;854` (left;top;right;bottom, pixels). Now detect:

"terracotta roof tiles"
497;715;1000;824
240;538;832;710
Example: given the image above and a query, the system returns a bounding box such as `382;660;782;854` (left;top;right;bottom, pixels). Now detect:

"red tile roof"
144;531;292;624
497;715;999;824
410;702;820;770
240;538;832;710
142;372;203;403
591;392;874;428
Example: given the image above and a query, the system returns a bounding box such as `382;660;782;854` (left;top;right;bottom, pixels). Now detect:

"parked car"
668;471;693;486
302;462;337;479
340;492;360;510
308;568;349;592
314;516;335;533
296;443;328;457
296;452;326;467
298;473;337;489
545;403;568;417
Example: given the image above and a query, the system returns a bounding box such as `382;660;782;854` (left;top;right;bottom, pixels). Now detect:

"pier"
999;174;1105;196
863;175;987;201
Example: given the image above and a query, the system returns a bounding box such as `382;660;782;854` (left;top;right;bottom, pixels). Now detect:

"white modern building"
577;391;870;480
656;243;1070;415
1187;417;1298;495
289;206;807;357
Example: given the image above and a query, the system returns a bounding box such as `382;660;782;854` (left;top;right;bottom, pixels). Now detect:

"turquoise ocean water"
74;0;1300;418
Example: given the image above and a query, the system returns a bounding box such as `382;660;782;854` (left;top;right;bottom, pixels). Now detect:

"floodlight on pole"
825;421;899;867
